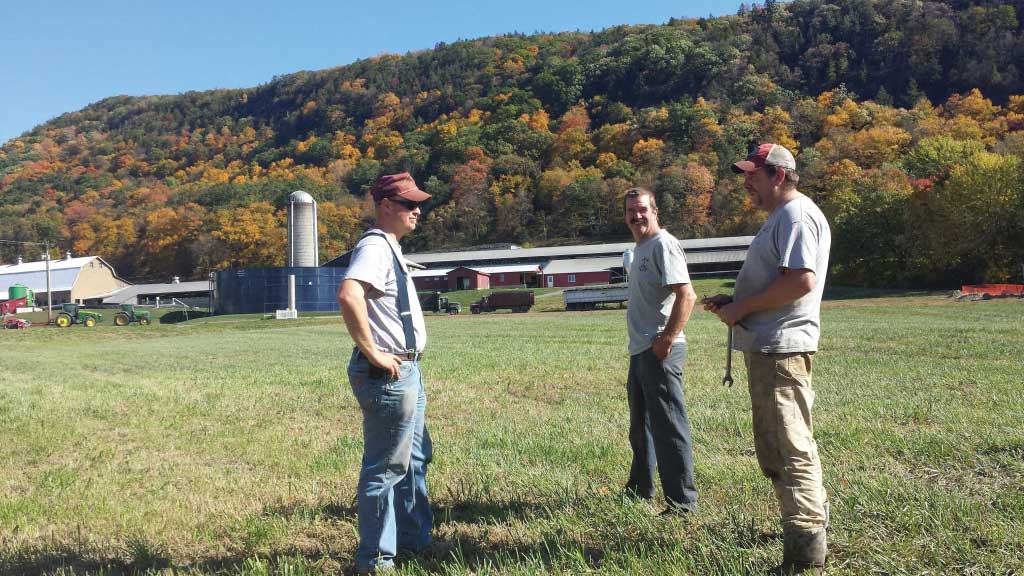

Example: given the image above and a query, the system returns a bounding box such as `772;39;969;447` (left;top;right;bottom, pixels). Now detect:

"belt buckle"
405;348;417;361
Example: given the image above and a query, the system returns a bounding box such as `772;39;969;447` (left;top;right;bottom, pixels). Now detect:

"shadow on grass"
158;309;212;324
0;535;174;576
396;537;608;575
1;499;779;575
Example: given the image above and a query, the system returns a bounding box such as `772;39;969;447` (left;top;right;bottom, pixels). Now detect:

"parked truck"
470;290;534;314
417;291;461;315
563;283;629;311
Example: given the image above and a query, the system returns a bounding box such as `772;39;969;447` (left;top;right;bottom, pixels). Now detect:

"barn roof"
0;256;121;298
448;264;542;276
101;281;211;304
409;268;455;278
542;257;622;274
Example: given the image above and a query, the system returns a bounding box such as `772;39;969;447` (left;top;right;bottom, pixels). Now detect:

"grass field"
1;288;1021;575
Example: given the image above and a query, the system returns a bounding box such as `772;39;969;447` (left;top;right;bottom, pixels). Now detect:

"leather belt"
353;347;425;362
394;350;425;361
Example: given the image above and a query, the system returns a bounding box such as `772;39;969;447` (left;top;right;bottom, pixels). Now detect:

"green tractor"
55;303;104;328
114;303;152;326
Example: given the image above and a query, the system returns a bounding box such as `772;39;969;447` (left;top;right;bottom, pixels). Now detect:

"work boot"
658;499;698;517
779;528;827;574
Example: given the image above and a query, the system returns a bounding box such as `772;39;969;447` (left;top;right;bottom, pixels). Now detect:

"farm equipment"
418;291;461;315
3;316;31;329
114;303;152;326
470;291;534;314
563;283;629;311
54;303;103;328
0;297;28;315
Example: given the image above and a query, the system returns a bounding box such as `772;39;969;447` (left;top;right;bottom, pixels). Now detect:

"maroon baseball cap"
732;143;797;174
369;172;431;203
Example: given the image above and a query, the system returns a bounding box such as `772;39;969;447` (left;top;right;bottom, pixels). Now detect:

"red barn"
446;267;492;290
445;264;541;290
474;264;541;288
540;257;616;288
411;269;452;291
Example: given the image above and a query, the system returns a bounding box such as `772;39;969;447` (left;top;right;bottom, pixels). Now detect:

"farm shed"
446;267;493;291
540;257;618;288
101;279;212;308
410;268;454;291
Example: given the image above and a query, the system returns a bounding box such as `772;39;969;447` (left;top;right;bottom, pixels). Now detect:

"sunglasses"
387;197;422;211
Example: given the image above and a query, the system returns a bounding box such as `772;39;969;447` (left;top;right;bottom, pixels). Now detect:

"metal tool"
723;324;734;387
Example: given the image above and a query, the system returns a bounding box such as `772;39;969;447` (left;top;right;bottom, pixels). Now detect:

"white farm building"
0;255;129;306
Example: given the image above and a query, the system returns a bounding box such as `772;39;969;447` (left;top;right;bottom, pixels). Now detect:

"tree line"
1;0;1022;286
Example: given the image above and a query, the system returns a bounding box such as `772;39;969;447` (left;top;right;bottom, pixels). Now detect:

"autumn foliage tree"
209;202;287;269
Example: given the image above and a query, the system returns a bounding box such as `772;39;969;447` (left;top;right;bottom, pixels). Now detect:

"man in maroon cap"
337;172;435;573
704;144;832;574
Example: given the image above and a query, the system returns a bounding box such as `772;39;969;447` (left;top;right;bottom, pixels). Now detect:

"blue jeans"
348;349;433;572
625;344;698;511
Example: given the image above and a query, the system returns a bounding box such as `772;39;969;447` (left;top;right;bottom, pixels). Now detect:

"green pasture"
0;292;1021;575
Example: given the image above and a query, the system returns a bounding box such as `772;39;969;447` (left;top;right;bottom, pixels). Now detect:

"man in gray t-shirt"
337;172;434;574
705;144;831;574
622;187;699;515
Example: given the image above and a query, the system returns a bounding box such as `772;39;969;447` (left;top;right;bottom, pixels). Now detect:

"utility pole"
0;237;56;323
44;240;53;324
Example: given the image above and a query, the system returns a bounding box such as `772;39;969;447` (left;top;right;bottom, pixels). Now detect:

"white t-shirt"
627;230;691;355
343;229;427;353
733;194;831;353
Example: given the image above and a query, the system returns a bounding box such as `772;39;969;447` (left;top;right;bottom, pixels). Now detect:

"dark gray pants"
625;344;698;510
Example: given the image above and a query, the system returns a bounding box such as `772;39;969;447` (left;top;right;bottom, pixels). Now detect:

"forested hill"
2;0;1023;287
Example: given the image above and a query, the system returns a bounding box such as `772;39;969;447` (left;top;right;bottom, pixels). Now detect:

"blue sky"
1;0;740;144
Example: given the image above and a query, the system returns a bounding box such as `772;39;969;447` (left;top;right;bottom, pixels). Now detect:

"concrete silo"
287;190;319;267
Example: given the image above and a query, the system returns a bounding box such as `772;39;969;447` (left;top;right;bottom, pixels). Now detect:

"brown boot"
779;528;827;574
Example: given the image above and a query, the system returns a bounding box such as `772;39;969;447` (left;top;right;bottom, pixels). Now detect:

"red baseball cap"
369;172;431;202
732;143;797;174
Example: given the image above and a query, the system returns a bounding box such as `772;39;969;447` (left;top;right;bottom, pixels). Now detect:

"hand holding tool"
723;324;734;387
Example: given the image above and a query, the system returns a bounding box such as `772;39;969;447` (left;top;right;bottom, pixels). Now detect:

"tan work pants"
745;351;829;532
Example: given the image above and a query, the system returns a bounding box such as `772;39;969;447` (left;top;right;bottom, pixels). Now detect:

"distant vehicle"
55;303;103;328
470;291;534;314
417;291;461;315
113;303;152;326
563;283;629;311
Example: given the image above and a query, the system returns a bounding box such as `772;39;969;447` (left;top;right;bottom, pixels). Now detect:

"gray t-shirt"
733;194;831;353
343;229;427;353
627;230;691;355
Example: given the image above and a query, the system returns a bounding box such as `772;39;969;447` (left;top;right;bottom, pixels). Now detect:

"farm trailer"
563;283;629;311
470;291;535;314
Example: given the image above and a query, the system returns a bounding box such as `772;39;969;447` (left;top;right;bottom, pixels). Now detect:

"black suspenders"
360;230;416;353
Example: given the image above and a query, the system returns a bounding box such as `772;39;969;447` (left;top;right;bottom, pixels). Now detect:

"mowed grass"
1;292;1021;575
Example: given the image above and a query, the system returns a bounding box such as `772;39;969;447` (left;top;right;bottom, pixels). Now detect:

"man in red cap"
337;172;435;573
704;144;832;574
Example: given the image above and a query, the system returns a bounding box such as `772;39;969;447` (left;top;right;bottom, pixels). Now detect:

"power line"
0;238;48;245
